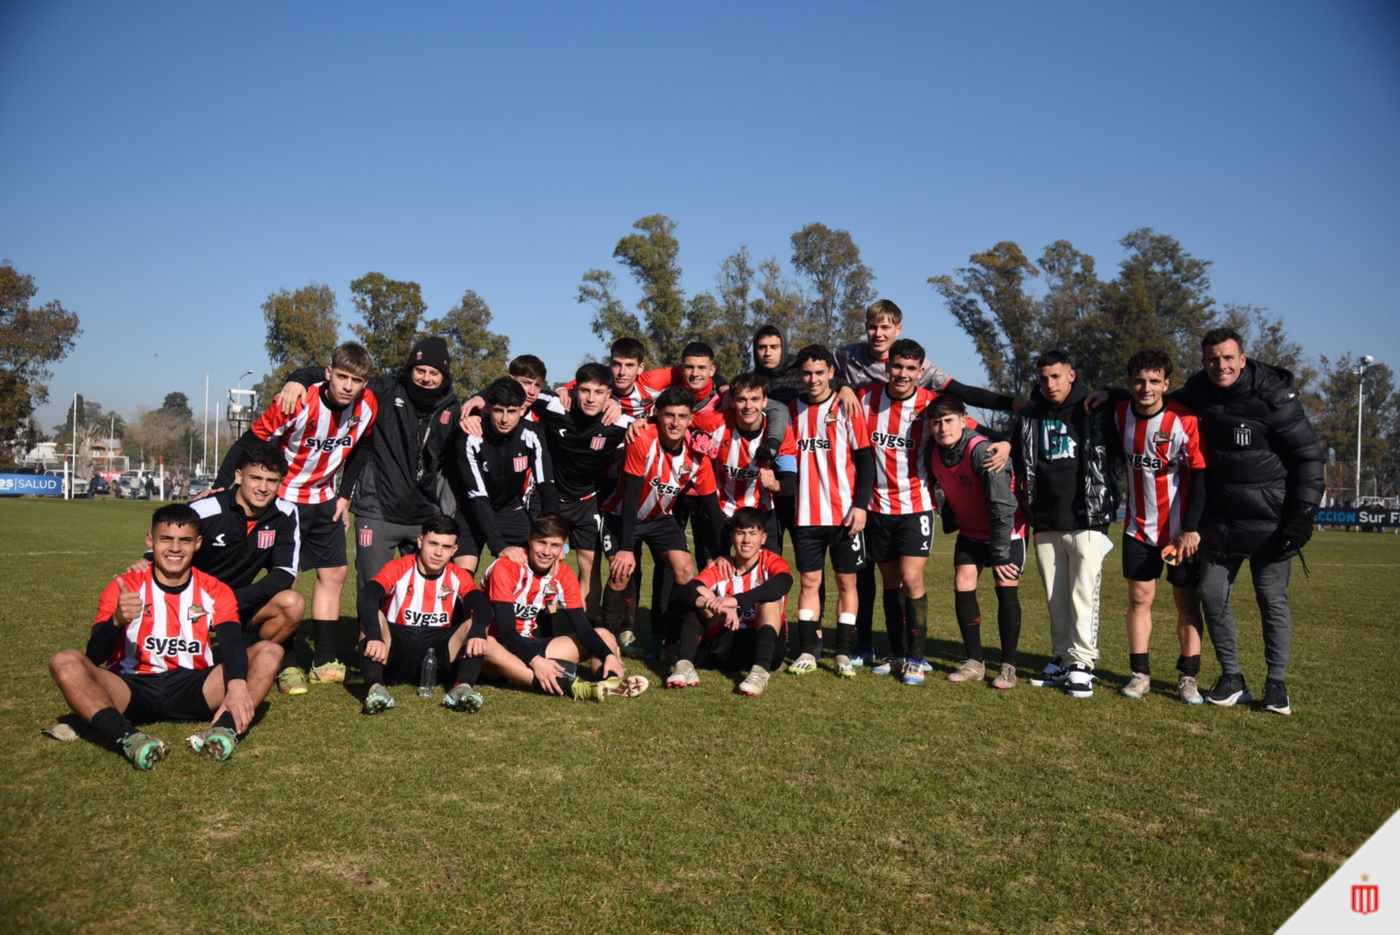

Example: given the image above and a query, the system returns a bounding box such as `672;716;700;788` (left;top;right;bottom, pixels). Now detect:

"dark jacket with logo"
1171;360;1324;557
290;366;460;525
1011;382;1119;531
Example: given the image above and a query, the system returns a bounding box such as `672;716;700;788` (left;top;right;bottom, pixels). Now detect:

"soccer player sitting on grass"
48;505;285;770
214;341;379;693
472;513;648;702
357;515;494;716
926;395;1028;690
668;508;793;696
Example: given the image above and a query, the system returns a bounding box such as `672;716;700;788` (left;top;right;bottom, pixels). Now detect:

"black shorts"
1121;533;1199;587
601;512;689;558
296;500;348;570
867;511;933;562
700;625;787;671
383;623;460;685
792;525;868;574
452;505;531;559
559;497;603;552
953;535;1028;576
720;509;784;555
118;667;216;724
492;632;553;664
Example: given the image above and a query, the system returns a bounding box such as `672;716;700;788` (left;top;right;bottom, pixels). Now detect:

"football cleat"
362;683;395;715
308;660;347;685
120;732;166;771
787;653;819;675
442;683;484;714
276;666;308;695
185;726;238;762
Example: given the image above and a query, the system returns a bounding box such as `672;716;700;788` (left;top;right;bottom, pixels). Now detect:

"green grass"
2;499;1397;933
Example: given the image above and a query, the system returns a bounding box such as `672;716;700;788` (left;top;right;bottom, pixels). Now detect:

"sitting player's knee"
278;589;306;618
48;649;85;676
250;641;285;665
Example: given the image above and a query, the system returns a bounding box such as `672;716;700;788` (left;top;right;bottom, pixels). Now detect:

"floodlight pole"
1355;355;1373;505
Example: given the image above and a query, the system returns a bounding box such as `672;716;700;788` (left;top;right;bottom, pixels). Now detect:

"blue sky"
4;0;1398;437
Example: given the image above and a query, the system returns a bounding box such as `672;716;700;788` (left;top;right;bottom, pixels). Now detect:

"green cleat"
788;653;818;675
835;655;857;678
276;666;308;695
120;732;166;771
617;630;646;659
362;683;395;715
442;683;484;713
309;660;347;685
185;726;238;762
571;675;649;702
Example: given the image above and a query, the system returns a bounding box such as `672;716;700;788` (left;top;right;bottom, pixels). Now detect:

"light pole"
1355;354;1374;505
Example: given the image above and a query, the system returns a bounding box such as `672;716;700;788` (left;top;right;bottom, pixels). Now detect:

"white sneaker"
1065;664;1094;699
738;665;770;696
788;653;818;675
1120;672;1151;699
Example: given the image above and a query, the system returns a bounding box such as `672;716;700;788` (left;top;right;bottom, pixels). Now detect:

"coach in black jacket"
283;337;461;588
1174;327;1324;715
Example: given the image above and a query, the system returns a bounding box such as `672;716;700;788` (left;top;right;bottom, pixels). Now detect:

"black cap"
407;336;451;375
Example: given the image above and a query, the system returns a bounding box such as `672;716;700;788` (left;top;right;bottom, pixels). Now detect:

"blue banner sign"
0;474;63;496
1315;508;1400;527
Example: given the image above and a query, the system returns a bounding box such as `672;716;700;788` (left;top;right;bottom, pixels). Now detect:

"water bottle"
418;648;437;698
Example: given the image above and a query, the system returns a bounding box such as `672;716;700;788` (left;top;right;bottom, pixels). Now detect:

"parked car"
186;474;216;499
88;475;111;496
114;471;149;500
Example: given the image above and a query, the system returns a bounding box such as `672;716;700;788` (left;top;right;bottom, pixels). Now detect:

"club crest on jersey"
347;415;362;427
440;410;451;424
513;456;529;473
257;529;276;548
541;580;560;603
824;409;840;424
187;604;208;623
1234;425;1252;446
1153;430;1171;444
591;435;608;450
440;588;453;605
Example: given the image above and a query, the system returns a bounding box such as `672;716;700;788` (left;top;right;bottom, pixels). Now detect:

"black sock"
904;593;928;664
1177;654;1201;678
754;627;779;672
954;590;983;663
798;619;822;657
835;622;856;658
358;639;385;687
856;565;876;648
453;654;484;687
663;609;684;646
679;611;705;663
624;569;640;631
651;561;674;643
311;618;338;667
1130;652;1151;675
213;711;238;735
995;587;1021;667
882;587;906;658
92;707;135;746
816;579;826;621
600;586;629;636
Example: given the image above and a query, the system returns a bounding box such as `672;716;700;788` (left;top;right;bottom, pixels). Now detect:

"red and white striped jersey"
611;367;723;418
690;411;797;516
371;555;477;628
94;568;238;675
250;383;379;504
601;424;717;521
482;556;582;638
858;384;938;515
789;392;871;526
1113;400;1207;546
695;550;791;629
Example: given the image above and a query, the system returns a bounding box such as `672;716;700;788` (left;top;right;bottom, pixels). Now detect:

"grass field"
2;498;1397;934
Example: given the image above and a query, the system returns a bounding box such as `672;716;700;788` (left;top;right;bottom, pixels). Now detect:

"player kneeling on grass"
47;505;285;770
668;508;793;696
357;515;494;716
474;513;648;702
926;395;1029;690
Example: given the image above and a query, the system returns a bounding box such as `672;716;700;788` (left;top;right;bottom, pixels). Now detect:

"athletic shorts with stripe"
601;512;689;558
952;534;1027;574
295;499;348;570
559;496;603;552
866;510;933;562
1121;532;1199;587
382;623;461;685
117;667;217;724
791;525;868;574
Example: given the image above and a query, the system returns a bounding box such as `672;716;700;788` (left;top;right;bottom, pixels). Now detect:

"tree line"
2;224;1397;498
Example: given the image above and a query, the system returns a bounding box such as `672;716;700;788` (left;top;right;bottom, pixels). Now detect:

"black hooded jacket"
287;363;461;525
1171;360;1324;557
751;324;806;403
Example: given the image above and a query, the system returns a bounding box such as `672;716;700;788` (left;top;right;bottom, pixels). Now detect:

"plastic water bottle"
418;648;436;698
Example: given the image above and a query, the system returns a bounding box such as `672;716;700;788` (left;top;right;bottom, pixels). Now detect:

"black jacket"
1172;360;1324;556
1012;382;1120;531
290;365;460;525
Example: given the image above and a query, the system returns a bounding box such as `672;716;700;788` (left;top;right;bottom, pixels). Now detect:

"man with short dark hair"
1174;328;1323;715
48;505;286;769
357;514;493;715
669;507;794;695
1013;350;1119;699
215;341;379;691
131;443;303;686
